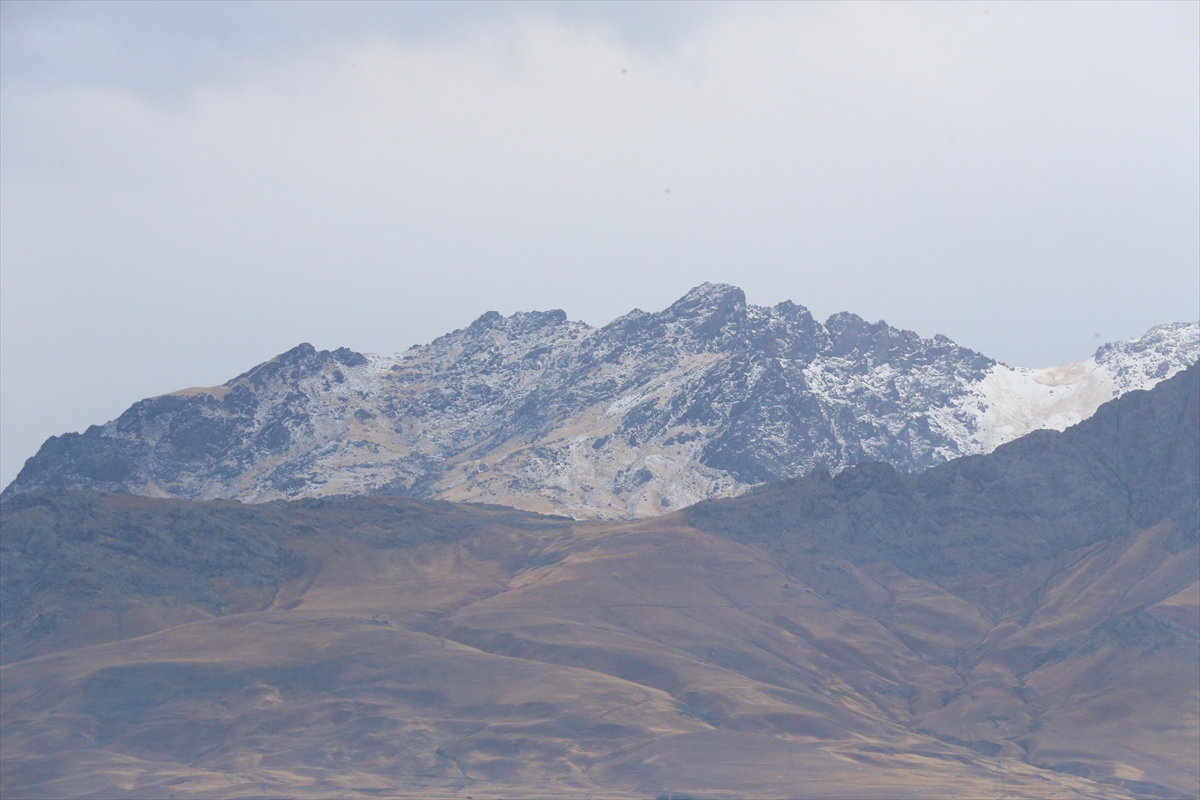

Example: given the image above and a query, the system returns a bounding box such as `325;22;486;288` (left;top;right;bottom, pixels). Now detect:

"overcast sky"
2;1;1197;488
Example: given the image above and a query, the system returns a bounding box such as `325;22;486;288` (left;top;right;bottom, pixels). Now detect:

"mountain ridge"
690;361;1200;578
1;362;1196;799
4;284;1197;518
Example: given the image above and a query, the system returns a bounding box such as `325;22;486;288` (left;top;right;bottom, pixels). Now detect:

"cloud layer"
2;1;1197;486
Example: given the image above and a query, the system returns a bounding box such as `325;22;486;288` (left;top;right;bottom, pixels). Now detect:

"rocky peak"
465;310;504;332
3;286;1196;519
662;282;747;335
668;281;746;310
236;343;369;390
825;313;909;362
1092;321;1199;388
821;312;992;373
422;309;589;378
465;308;571;337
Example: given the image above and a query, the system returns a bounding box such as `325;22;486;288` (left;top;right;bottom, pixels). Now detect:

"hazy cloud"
2;0;1197;486
1;1;718;101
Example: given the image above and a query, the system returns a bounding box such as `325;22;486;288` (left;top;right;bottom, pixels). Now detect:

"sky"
1;0;1198;488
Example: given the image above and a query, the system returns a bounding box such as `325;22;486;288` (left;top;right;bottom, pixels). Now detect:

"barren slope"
6;496;1190;799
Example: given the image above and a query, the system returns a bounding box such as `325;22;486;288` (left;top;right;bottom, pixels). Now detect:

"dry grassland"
2;494;1195;799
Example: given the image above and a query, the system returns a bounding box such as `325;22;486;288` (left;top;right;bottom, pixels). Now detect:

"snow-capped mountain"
4;284;1197;518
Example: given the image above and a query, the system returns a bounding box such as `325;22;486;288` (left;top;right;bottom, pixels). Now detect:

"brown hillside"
1;492;1196;799
2;365;1196;798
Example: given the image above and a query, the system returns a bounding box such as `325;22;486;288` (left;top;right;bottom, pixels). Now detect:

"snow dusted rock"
4;285;1197;518
963;321;1200;453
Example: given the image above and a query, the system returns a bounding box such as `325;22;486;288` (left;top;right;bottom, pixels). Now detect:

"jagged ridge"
4;284;1197;518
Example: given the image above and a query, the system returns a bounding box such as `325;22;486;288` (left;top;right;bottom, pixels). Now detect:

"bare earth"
2;494;1195;799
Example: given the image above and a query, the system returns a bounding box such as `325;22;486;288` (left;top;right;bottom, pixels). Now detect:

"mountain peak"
676;281;746;303
661;283;747;339
4;292;1196;517
465;308;570;336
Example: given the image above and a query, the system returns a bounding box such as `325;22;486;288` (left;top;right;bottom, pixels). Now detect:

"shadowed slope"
690;361;1200;577
3;501;1155;799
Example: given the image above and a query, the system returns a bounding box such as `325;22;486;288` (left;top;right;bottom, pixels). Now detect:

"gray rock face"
4;284;1197;518
692;361;1200;577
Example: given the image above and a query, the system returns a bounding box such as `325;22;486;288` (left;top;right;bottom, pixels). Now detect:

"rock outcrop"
4;284;1196;518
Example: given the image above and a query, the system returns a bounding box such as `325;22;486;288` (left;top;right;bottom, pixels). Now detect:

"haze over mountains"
2;360;1196;799
4;3;1197;798
5;284;1197;518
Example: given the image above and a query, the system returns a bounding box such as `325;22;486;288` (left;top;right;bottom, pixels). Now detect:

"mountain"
2;364;1196;799
690;357;1200;578
4;284;1196;518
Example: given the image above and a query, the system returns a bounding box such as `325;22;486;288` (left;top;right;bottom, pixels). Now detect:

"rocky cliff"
4;284;1197;518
